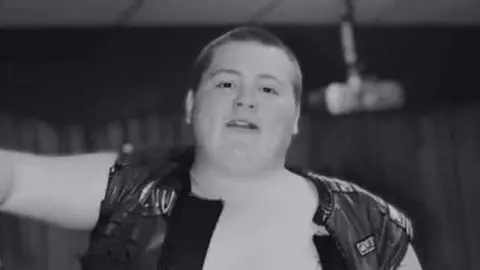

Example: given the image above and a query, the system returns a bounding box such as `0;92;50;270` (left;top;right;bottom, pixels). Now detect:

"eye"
215;81;235;89
260;86;279;95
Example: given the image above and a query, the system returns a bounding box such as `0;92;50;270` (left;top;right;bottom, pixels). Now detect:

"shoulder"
304;170;414;239
113;145;187;168
296;169;415;268
109;145;194;177
102;145;193;209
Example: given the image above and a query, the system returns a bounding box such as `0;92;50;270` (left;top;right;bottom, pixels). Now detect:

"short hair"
188;26;303;105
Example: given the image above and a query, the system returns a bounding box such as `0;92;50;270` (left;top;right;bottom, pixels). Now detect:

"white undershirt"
191;171;322;270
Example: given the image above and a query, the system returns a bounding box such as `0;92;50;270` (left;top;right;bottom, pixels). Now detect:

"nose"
235;100;255;109
234;88;256;109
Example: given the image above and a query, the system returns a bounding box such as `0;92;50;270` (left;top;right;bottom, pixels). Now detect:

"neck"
190;150;286;184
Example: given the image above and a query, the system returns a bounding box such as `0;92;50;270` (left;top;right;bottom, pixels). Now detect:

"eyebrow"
206;68;282;83
205;68;241;79
257;74;281;83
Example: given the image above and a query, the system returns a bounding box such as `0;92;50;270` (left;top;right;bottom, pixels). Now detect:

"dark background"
0;25;479;270
2;26;478;123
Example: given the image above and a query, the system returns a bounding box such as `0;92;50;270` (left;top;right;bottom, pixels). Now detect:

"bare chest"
200;175;321;270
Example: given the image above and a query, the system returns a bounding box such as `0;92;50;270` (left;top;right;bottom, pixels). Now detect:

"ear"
293;105;300;135
185;89;195;124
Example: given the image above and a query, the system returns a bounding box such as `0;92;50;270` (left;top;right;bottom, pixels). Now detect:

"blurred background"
0;0;479;269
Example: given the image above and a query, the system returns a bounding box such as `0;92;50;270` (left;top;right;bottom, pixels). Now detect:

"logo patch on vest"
355;236;376;256
160;189;177;216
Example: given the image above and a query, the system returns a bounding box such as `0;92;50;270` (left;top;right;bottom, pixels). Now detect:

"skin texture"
186;41;300;182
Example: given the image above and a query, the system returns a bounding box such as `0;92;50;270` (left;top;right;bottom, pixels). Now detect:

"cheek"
257;107;297;150
193;94;230;141
262;105;297;134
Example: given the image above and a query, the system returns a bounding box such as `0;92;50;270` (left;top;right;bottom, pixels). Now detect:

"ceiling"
0;0;479;27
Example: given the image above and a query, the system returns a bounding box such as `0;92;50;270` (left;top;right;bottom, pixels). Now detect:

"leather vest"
81;147;414;270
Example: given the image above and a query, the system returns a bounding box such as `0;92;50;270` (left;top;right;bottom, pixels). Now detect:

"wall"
1;105;480;270
1;26;479;123
310;105;480;270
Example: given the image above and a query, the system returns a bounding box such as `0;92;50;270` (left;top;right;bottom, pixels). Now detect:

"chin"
222;161;269;176
224;150;280;171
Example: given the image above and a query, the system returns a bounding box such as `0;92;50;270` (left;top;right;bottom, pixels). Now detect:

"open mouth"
225;119;260;130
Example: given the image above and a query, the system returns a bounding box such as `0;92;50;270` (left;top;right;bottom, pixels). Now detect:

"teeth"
233;121;249;126
227;120;258;129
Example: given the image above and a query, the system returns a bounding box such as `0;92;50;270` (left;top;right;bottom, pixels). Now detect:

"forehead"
206;41;296;82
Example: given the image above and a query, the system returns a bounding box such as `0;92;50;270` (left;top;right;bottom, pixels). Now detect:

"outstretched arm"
0;149;117;230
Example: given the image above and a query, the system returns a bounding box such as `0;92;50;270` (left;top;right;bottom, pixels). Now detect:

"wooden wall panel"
1;104;480;270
